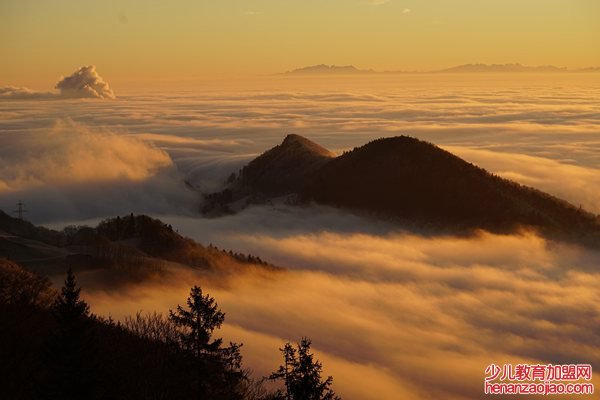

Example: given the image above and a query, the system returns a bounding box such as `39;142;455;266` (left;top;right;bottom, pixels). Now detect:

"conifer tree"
43;268;96;400
169;285;245;399
53;267;90;323
169;285;225;357
270;338;340;400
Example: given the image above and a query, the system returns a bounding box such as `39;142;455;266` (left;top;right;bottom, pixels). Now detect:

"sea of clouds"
2;73;599;221
1;72;600;399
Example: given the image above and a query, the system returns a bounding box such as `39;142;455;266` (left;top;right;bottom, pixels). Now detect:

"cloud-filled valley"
2;75;600;221
1;74;600;399
84;225;600;400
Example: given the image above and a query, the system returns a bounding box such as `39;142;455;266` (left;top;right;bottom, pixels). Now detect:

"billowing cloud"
0;65;115;100
0;119;169;191
0;119;197;222
55;65;115;99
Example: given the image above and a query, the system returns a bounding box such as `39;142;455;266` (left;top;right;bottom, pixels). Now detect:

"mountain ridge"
283;64;376;75
0;211;278;281
281;63;600;75
205;134;600;248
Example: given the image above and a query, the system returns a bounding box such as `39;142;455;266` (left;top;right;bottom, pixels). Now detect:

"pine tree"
169;285;245;399
169;285;225;357
43;268;97;400
271;343;297;400
53;267;90;323
270;338;340;400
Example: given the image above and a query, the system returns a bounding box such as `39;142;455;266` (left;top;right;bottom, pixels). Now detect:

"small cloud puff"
0;65;115;100
55;65;115;99
402;8;411;13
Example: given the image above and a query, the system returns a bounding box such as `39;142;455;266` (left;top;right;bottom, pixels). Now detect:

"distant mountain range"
282;63;600;75
283;64;376;75
205;134;600;248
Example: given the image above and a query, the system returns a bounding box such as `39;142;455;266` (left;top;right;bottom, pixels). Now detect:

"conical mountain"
237;134;335;197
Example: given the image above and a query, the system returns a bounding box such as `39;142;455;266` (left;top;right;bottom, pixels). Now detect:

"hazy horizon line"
280;62;600;75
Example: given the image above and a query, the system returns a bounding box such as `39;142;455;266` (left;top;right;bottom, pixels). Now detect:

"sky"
1;0;599;87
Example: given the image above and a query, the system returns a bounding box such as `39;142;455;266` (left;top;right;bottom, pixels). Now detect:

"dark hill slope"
301;137;600;241
0;210;65;246
0;260;248;400
238;133;335;197
202;134;335;212
0;212;276;279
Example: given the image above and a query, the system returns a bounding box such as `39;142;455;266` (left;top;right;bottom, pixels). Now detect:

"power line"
13;200;27;220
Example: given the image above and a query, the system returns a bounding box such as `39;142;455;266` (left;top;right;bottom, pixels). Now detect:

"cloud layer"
0;119;169;190
3;75;599;215
0;119;197;221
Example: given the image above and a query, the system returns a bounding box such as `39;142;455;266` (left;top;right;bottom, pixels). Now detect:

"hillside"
0;212;276;281
238;134;334;195
207;135;600;246
203;134;335;213
0;260;255;399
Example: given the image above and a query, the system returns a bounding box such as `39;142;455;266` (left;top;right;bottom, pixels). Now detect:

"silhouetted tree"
270;338;340;400
169;285;245;399
53;268;90;322
43;268;98;400
170;285;225;357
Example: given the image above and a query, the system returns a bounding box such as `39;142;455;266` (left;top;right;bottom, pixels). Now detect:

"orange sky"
1;0;599;87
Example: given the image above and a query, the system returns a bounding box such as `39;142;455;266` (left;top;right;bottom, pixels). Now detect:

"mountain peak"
283;133;308;144
282;133;309;146
280;134;335;157
219;134;334;198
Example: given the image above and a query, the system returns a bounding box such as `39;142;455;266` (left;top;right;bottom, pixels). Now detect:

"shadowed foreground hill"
0;261;254;399
207;134;600;247
0;258;339;400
